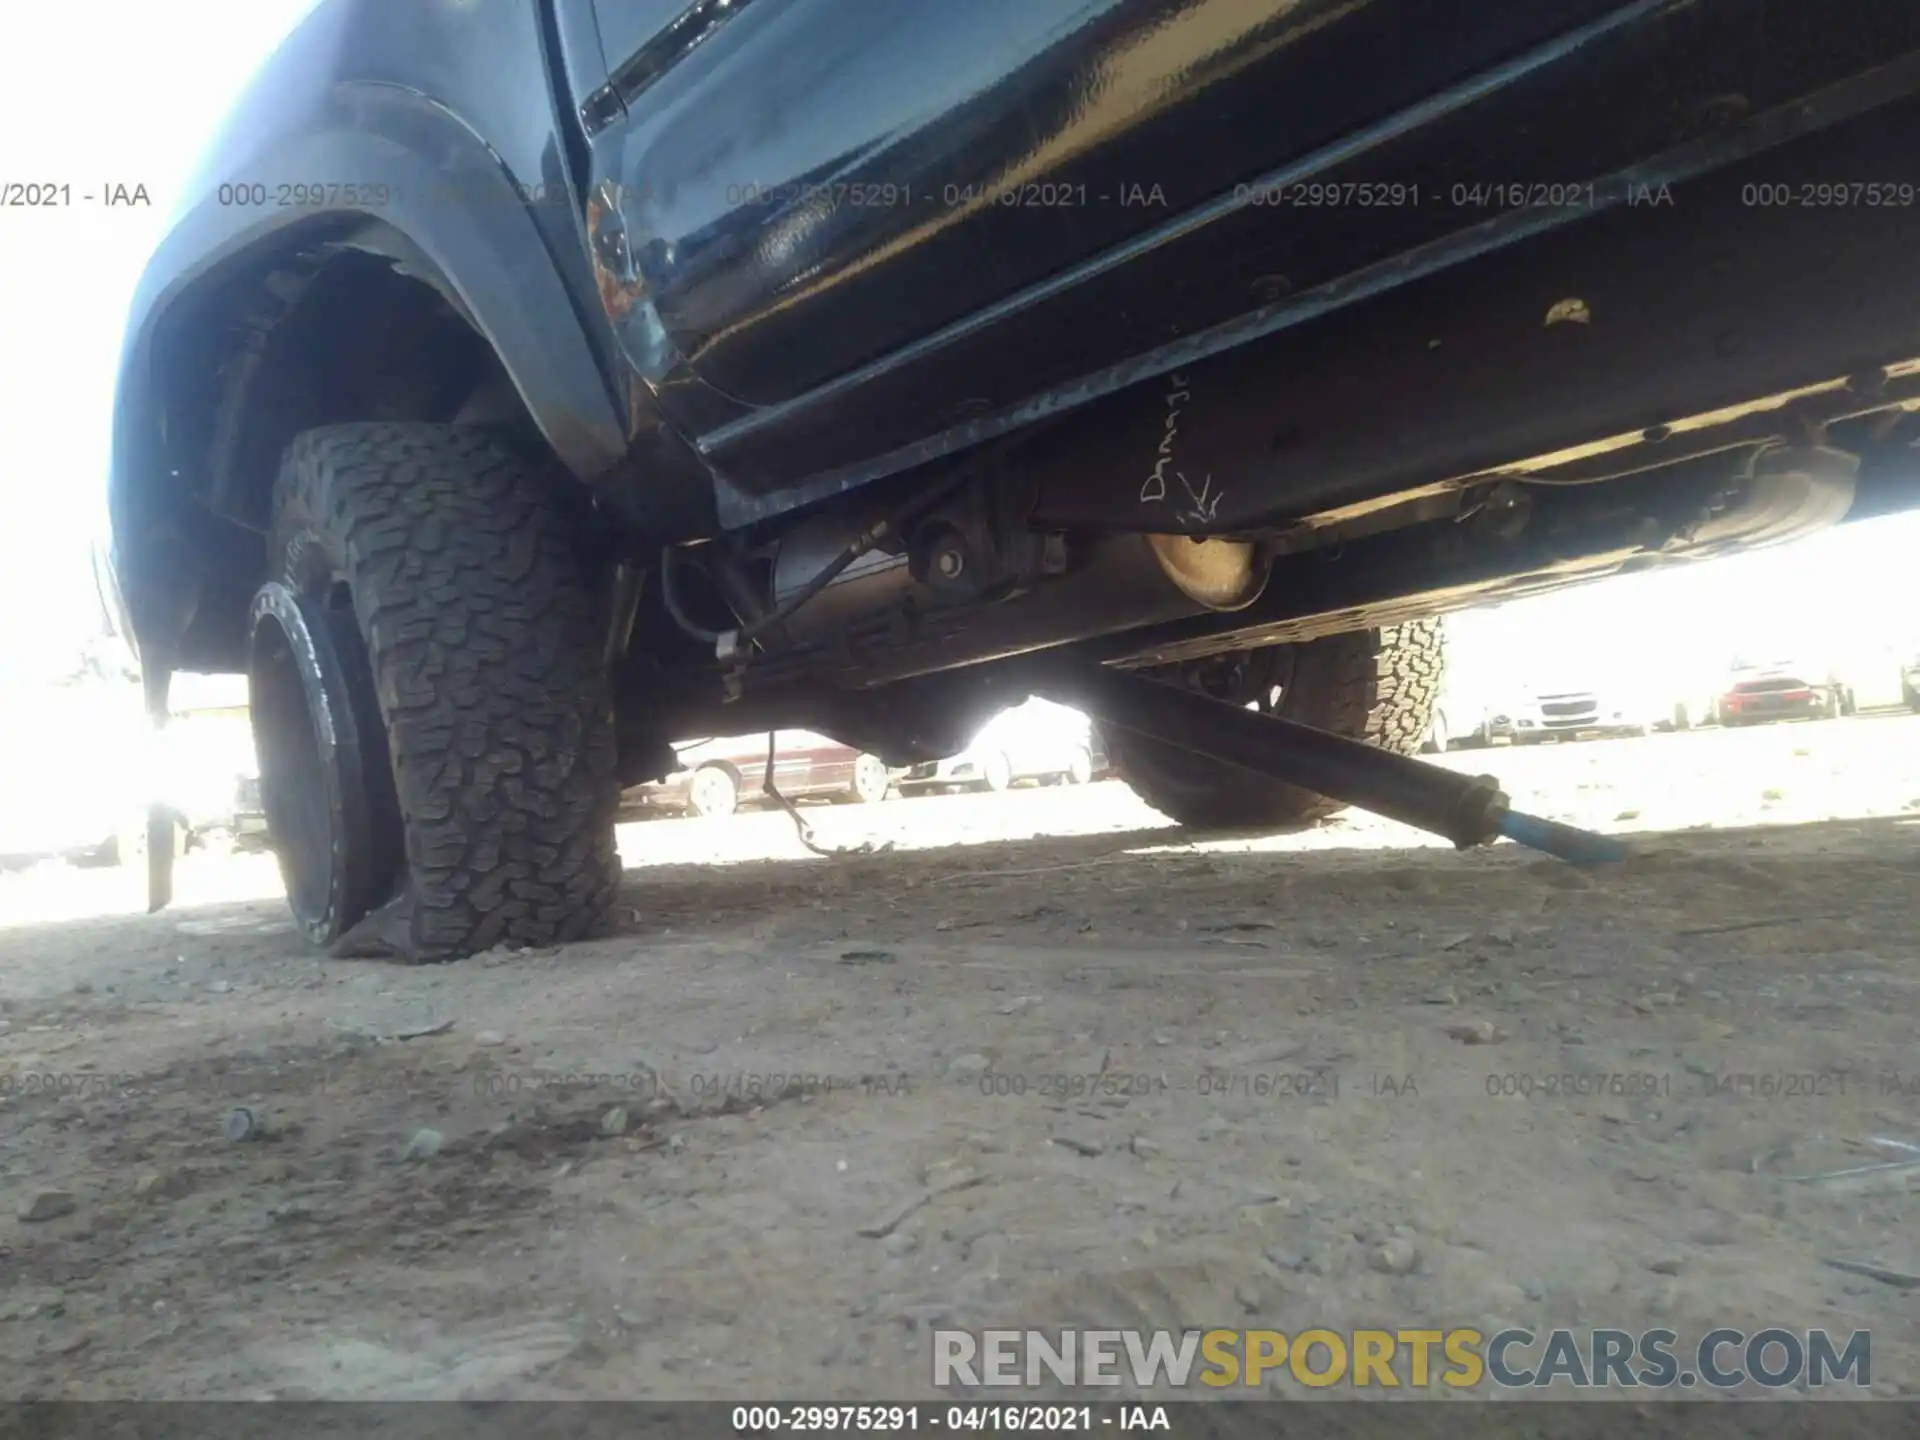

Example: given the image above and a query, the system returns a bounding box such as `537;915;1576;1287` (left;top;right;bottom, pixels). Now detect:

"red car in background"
625;731;894;818
1714;662;1848;726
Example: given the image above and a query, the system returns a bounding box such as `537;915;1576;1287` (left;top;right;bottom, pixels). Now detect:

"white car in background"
1507;681;1666;743
0;674;265;870
1826;643;1918;714
0;678;158;870
158;673;264;851
1424;660;1510;750
0;694;141;869
893;698;1098;795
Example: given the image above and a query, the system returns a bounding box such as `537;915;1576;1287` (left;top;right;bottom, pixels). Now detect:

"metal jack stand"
1036;666;1628;866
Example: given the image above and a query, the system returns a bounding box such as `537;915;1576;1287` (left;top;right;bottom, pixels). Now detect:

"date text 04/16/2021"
1;181;150;207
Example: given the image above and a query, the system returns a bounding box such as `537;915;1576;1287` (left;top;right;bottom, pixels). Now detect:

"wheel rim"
985;752;1013;790
249;582;390;946
691;766;737;816
1069;748;1093;784
853;754;890;802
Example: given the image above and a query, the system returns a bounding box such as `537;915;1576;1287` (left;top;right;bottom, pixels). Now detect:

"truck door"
587;0;701;81
569;0;1635;414
569;0;1109;410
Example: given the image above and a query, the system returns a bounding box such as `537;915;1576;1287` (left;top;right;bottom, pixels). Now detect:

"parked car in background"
1480;705;1520;746
1714;660;1846;725
0;686;144;871
628;732;893;819
1421;637;1507;751
1508;682;1663;743
1425;684;1489;751
1423;695;1518;749
895;699;1097;795
154;673;262;858
1426;697;1500;750
232;772;269;849
0;673;267;872
1440;691;1547;749
1826;644;1914;713
1658;689;1721;732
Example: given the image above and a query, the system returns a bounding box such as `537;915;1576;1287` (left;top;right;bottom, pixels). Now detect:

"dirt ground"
2;713;1918;1402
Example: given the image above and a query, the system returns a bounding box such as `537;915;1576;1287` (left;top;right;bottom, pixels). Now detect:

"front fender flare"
110;82;629;666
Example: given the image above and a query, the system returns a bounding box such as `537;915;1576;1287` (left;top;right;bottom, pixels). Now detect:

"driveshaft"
1037;665;1626;865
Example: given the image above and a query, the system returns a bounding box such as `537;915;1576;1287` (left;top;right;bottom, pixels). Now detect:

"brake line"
758;732;892;860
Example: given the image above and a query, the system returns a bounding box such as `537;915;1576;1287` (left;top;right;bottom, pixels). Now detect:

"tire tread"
1108;620;1445;830
272;423;620;959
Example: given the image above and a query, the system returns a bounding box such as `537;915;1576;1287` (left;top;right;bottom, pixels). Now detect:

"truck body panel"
106;0;1920;676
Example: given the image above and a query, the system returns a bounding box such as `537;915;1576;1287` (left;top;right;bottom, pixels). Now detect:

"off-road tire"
269;423;621;959
1104;620;1444;830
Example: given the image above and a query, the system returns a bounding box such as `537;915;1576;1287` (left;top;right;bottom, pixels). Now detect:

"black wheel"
1101;620;1443;830
252;423;621;962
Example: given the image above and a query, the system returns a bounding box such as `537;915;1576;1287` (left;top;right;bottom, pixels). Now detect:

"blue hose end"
1498;810;1631;866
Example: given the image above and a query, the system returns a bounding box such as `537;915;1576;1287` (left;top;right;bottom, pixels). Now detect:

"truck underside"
633;92;1920;763
107;0;1920;957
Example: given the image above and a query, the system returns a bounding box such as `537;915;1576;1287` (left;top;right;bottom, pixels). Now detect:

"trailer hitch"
1034;665;1627;866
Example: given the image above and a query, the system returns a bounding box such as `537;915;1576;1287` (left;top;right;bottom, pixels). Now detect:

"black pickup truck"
107;0;1920;959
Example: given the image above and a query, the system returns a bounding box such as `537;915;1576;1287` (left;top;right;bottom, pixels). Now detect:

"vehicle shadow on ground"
1;814;1915;970
600;811;1920;944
